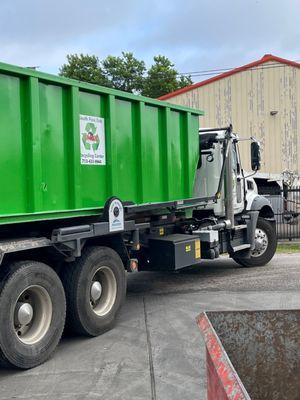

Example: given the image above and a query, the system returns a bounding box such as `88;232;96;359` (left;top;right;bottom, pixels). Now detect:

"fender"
244;194;275;253
246;194;274;218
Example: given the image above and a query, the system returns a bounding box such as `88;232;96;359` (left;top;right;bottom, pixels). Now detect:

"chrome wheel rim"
90;267;117;316
14;285;52;345
252;228;269;257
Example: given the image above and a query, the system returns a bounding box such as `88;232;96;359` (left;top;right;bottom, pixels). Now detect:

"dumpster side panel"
0;74;28;215
79;91;109;208
189;113;200;197
198;313;250;400
168;110;183;200
141;105;165;203
202;310;300;400
114;98;138;203
0;63;202;225
39;82;70;211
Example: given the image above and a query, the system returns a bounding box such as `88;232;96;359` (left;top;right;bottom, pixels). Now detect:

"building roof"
158;54;300;100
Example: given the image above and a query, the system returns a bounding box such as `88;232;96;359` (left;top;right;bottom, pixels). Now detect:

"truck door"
232;142;244;214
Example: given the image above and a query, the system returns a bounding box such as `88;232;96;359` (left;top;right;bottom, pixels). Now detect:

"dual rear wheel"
0;246;125;369
61;246;126;336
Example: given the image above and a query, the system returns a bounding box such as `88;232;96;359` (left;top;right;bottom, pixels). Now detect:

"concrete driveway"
0;253;300;400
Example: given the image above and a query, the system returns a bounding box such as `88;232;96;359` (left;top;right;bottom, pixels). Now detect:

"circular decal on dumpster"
109;199;124;232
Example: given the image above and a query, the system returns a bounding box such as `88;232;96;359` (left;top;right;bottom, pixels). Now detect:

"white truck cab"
194;129;244;216
192;126;276;267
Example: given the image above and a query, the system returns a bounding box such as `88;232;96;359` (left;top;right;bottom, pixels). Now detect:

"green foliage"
102;52;146;93
59;54;109;86
142;55;192;98
178;75;194;89
276;243;300;253
59;53;193;98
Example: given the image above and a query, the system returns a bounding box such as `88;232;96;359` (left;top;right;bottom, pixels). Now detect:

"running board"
233;224;247;230
231;244;251;253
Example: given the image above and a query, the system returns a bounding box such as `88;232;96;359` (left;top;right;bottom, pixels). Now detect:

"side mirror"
251;141;261;171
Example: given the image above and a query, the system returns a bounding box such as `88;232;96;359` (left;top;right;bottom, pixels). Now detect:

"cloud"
0;0;299;76
130;0;300;72
0;0;143;70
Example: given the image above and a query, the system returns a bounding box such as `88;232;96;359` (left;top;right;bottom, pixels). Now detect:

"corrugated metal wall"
167;62;300;174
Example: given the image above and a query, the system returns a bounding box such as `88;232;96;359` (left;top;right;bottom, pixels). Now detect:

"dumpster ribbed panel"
28;77;43;212
0;75;39;215
0;61;203;225
106;94;117;197
67;86;82;209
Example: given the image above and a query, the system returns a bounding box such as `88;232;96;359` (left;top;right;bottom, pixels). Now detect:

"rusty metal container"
197;310;300;400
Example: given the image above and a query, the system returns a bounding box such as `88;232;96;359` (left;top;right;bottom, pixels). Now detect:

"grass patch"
276;243;300;253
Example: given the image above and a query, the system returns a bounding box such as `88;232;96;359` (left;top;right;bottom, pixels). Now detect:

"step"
231;244;251;252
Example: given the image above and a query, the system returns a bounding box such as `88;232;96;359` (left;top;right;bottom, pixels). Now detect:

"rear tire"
233;217;277;267
0;261;66;369
61;246;126;336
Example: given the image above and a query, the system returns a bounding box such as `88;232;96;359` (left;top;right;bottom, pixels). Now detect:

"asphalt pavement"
0;253;300;400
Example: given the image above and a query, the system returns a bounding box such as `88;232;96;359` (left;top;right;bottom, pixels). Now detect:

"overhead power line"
177;60;300;78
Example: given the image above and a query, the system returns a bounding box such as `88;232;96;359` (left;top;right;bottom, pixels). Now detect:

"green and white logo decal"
80;114;106;165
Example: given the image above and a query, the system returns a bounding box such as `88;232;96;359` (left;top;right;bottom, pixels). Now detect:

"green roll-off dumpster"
0;62;277;370
0;62;202;225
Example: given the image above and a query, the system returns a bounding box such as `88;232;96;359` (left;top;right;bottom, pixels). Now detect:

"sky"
1;0;300;82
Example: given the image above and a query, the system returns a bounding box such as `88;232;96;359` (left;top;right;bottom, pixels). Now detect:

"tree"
102;52;146;93
142;55;193;98
59;53;192;98
178;74;194;90
59;54;109;86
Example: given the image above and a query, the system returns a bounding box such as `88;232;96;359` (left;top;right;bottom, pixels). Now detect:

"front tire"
233;217;277;267
61;246;126;336
0;261;66;369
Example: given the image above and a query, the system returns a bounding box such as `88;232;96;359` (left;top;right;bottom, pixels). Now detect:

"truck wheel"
0;261;66;369
233;217;277;267
61;246;126;336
